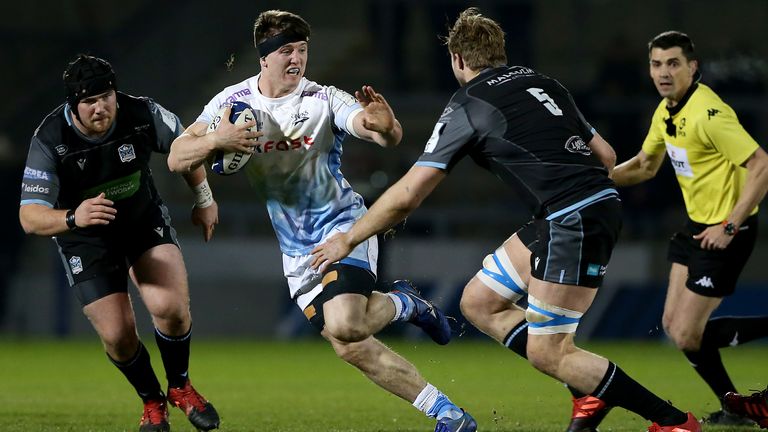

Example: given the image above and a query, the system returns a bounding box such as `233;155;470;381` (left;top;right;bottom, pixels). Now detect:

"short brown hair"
253;10;311;47
443;8;507;70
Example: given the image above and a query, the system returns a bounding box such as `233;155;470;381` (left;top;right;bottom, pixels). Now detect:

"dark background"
2;0;766;339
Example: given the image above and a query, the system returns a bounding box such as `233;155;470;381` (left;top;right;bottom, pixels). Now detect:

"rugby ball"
208;100;259;175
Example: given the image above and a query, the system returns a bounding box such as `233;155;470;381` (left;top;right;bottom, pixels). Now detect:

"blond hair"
444;8;506;70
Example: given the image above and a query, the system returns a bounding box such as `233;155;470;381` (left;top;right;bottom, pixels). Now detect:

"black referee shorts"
668;214;758;297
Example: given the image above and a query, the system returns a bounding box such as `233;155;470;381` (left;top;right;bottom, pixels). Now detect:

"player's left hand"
693;225;733;250
192;200;219;242
310;232;354;272
356;85;395;134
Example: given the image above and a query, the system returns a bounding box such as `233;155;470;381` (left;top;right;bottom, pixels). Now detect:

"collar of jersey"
665;82;698;116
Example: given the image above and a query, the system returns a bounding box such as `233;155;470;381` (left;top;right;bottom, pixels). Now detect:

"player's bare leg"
663;263;752;425
321;292;474;430
526;279;694;430
133;244;220;431
322;292;395;341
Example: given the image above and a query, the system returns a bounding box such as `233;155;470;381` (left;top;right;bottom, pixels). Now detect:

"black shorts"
515;220;537;251
530;195;622;288
54;206;179;306
305;263;376;331
668;214;758;297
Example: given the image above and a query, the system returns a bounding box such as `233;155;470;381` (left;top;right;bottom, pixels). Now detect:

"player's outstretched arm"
352;85;403;148
612;149;665;187
311;166;445;271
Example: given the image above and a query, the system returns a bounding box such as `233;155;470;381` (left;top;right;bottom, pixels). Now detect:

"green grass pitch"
0;337;765;431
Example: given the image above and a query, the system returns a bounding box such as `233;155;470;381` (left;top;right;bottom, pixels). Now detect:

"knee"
459;290;488;327
102;331;140;361
149;300;190;328
662;317;702;351
331;340;369;366
526;342;562;377
324;319;369;343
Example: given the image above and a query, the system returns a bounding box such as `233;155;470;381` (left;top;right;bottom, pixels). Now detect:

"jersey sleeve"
641;104;667;156
20;136;60;208
699;105;759;166
562;82;595;141
327;86;363;138
415;101;477;171
145;98;183;153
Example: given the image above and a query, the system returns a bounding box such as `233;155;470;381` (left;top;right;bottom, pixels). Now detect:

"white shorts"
283;222;378;311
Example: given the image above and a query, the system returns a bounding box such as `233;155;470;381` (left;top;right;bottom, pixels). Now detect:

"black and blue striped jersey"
416;66;615;218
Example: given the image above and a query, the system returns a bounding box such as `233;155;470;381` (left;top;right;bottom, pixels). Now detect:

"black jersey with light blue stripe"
20;92;183;236
416;66;615;218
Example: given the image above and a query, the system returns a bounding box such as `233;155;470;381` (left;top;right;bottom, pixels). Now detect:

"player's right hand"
210;105;262;153
74;192;117;227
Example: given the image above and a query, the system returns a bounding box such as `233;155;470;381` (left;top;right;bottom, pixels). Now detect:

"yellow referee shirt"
642;83;760;224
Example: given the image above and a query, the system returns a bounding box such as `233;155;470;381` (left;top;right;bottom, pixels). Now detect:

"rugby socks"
680;316;768;403
702;315;768;348
108;341;163;402
502;320;529;357
683;349;736;401
413;383;464;420
387;292;416;322
154;326;192;389
502;321;585;398
594;362;687;426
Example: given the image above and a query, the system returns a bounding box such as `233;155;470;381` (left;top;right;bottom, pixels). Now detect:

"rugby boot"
566;395;612;432
139;398;170;432
647;412;701;432
391;280;452;345
724;389;768;428
167;379;220;431
435;409;478;432
703;408;755;426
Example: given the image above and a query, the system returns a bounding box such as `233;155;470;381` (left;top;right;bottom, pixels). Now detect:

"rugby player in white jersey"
168;9;476;432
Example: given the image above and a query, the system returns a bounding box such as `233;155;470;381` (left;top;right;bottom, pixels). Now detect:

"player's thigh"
472;230;532;303
462;275;517;315
323;292;370;329
528;278;598;315
663;263;690;314
663;264;722;339
130;244;190;315
83;292;138;346
505;223;536;282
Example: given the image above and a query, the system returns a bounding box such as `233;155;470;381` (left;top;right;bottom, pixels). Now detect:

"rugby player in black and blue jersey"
312;8;699;432
19;54;220;432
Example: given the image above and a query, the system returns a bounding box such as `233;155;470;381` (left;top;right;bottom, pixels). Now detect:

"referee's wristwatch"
722;220;738;236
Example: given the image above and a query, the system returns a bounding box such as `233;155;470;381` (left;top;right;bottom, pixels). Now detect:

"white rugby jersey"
197;75;366;256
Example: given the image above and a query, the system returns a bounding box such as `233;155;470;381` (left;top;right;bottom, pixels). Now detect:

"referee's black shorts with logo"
668;214;758;297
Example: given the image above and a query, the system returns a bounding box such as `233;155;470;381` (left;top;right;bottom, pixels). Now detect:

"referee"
614;30;768;425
